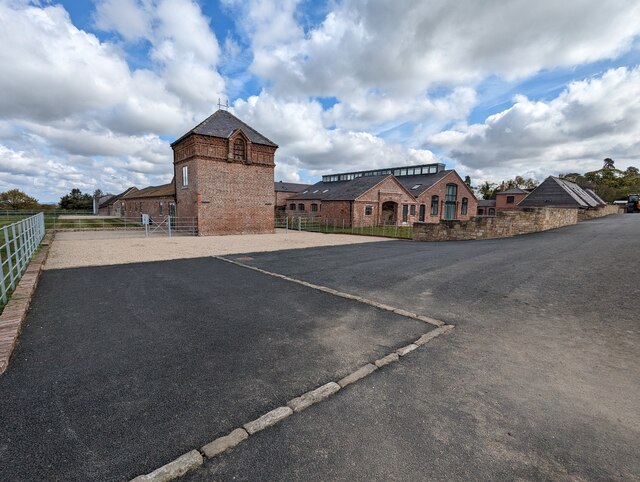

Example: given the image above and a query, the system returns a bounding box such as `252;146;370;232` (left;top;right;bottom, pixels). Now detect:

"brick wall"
172;133;276;235
577;204;623;220
495;192;528;211
121;196;176;221
413;207;578;241
415;171;477;223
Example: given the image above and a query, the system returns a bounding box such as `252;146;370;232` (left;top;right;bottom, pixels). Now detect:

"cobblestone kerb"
0;232;54;376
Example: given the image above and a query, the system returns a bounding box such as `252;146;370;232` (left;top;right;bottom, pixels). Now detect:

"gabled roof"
171;110;278;147
585;188;606;205
274;181;311;193
96;194;114;208
395;170;452;196
290;175;397;201
99;187;138;207
519;176;601;209
123;182;175;199
496;187;529;195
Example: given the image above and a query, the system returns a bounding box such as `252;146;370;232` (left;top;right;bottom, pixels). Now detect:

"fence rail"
276;215;413;239
49;216;197;235
1;213;46;305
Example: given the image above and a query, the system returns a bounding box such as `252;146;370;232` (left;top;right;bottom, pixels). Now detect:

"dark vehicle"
628;193;640;213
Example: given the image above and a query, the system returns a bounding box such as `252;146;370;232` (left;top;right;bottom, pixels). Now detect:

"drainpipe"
349;200;353;228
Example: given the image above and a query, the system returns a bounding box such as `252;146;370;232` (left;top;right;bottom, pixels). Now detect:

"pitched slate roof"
395;170;452;196
519;177;601;209
99;187;138;208
171;110;278;147
496;187;529;195
290;175;395;201
585;188;606;205
123;182;175;199
274;181;311;193
478;199;496;207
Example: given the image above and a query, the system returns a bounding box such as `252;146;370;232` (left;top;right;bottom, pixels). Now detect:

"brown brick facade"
286;171;477;228
121;196;176;222
495;191;529;211
173;133;277;235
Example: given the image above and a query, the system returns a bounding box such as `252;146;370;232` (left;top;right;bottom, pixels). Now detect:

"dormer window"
233;138;246;160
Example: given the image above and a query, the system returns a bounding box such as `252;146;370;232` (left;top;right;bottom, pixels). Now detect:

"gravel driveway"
46;229;392;269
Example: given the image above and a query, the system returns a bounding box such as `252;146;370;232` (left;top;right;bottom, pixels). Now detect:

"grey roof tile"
290;175;392;201
274;181;311;192
396;170;451;196
172;110;278;147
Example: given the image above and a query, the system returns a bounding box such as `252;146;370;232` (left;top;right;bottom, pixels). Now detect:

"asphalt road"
0;258;427;481
185;215;640;481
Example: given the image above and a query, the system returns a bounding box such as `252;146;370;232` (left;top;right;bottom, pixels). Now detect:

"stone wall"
577;204;623;221
413;207;578;241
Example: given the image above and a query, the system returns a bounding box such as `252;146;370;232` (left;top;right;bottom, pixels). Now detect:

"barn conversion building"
274;181;311;211
519;176;605;209
287;164;477;227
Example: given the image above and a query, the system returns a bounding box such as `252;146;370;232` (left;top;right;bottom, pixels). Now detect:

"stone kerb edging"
213;256;445;328
129;324;455;482
0;231;54;376
130;255;454;481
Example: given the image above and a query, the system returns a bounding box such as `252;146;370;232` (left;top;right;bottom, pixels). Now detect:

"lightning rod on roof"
217;98;229;110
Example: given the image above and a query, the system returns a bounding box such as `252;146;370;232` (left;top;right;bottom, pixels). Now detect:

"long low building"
286;164;477;227
519;176;606;209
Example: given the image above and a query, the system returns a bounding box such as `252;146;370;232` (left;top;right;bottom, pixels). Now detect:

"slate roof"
98;187;138;208
496;187;529;195
478;199;496;207
290;175;395;201
519;177;603;209
171;110;278;147
96;194;114;208
123;182;175;199
585;188;606;205
395;170;452;196
274;181;311;193
290;169;465;201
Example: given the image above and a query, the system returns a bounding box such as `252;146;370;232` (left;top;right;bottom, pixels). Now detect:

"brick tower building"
171;110;278;235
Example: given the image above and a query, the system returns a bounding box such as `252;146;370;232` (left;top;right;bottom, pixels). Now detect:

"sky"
1;0;640;202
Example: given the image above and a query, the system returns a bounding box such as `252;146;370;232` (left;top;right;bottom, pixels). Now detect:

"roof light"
302;190;308;194
411;184;422;190
322;189;329;193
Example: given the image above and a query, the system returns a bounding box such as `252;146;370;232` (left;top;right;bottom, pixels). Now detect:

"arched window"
233;138;246;160
430;195;439;216
461;197;468;215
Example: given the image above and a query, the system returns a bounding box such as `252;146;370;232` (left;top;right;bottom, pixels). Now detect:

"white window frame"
182;165;189;187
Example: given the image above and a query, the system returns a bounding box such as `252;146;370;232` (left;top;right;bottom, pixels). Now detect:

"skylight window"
411;184;422;190
322;189;329;193
302;190;309;194
313;189;319;193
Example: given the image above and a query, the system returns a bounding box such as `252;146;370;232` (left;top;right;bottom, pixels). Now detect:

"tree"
464;175;472;187
603;158;615;170
478;181;496;200
59;188;93;211
0;189;39;210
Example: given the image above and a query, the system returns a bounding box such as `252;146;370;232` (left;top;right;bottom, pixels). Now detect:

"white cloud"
233;92;438;182
0;1;224;200
226;0;640;132
429;67;640;182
